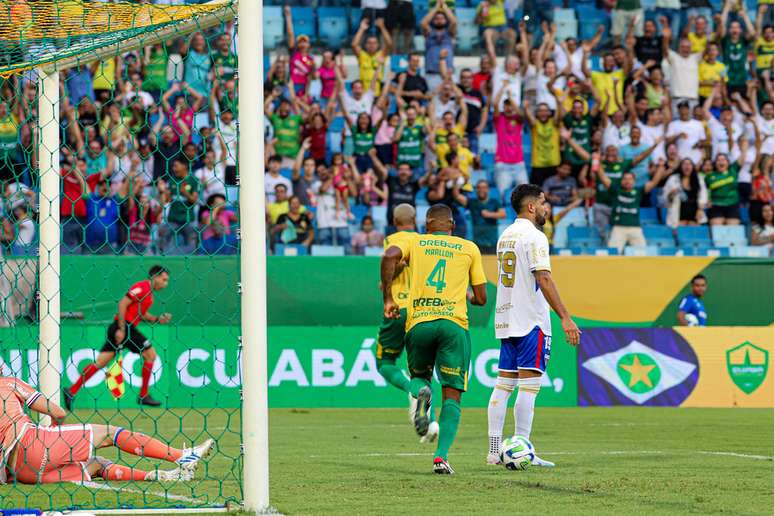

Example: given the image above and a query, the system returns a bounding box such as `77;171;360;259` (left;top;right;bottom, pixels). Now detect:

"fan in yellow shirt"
698;43;727;99
352;17;392;96
684;15;714;54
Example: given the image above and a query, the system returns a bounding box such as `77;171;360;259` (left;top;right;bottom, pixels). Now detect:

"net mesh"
0;0;243;511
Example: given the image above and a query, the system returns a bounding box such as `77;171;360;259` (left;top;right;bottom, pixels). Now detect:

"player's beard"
535;213;546;227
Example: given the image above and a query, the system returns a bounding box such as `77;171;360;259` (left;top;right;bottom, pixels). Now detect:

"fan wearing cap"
284;6;316;96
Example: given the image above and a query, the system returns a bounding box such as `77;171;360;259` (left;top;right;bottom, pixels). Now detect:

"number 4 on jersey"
426;259;447;293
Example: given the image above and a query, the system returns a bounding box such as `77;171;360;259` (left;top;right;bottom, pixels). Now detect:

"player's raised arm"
534;270;580;346
380;245;406;319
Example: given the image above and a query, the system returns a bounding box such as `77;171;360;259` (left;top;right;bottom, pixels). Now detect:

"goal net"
0;0;267;512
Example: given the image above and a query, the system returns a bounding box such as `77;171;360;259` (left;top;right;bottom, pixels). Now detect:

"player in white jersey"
486;184;581;467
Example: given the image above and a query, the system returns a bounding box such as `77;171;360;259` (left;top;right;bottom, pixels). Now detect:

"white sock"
487;376;517;454
514;376;541;439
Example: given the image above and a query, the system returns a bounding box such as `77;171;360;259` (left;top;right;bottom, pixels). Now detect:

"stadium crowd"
0;0;774;256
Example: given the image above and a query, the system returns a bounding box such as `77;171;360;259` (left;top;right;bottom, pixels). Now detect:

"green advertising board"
0;322;577;408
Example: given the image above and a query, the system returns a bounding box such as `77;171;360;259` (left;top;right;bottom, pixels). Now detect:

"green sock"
434;398;461;461
408;377;430;397
377;360;411;393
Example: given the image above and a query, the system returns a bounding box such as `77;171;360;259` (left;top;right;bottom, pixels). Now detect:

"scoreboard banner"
578;327;774;407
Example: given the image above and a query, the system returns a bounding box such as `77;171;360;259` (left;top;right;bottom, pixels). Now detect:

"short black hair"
149;265;170;278
691;274;707;284
426;203;452;222
511;184;544;214
268;155;282;164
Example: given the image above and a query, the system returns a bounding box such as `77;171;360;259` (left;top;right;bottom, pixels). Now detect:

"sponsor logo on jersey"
726;341;768;395
578;329;699;406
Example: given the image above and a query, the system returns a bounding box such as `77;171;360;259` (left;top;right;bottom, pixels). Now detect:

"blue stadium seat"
329;116;346;133
416;205;430;228
556;248;579;256
639;207;660;226
657;247;679;256
480;152;495;172
372;205;388;227
683;246;730;257
364;246;383;256
264;7;285;49
292;7;317;41
275;244;309;256
711;225;748;247
318;7;348;48
643;225;675;247
676;226;711;248
390;55;409;73
348;8;363;36
567;226;602;248
624;246;659;256
311;245;346;256
351;204;369;222
553;207;589;249
730;246;771;258
416;186;430;206
573;247;619;256
280;168;293;181
456;8;480;52
479;133;497;154
471;169;488;185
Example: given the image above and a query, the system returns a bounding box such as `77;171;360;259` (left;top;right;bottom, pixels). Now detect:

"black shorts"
100;321;152;354
707;204;741;220
361;7;387;24
386;0;414;30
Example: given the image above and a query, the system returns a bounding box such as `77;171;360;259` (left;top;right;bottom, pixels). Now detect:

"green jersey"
0;114;18;161
353;128;375;156
397;124;424;168
212;50;237;81
705;163;739;206
596;159;632;206
610;185;645;227
563;114;592;166
721;36;749;87
168;174;200;224
143;47;168;91
270;113;302;158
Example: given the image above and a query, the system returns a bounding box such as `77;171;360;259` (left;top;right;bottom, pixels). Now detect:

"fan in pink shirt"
285;6;316;96
491;84;528;197
0;377;213;484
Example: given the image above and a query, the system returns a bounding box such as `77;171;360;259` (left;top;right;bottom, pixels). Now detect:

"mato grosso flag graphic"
579;329;699;406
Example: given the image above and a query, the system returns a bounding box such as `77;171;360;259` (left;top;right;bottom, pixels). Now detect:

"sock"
113;428;183;462
488;376;517;455
376;359;410;393
140;361;154;398
408;377;430;398
70;363;100;395
434;398;461;461
102;463;149;481
514;376;541;439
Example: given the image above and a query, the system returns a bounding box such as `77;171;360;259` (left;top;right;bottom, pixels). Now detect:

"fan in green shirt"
393;107;427;170
562;109;593;167
705;156;742;224
267;99;302;159
717;4;756;90
212;34;237;82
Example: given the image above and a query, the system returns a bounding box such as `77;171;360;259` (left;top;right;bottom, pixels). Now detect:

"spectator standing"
421;1;457;92
662;158;709;227
195;149;226;201
587;52;630;116
338;70;376;157
265;155;293;203
386;0;415;54
394;54;429;104
563;99;595;178
317;50;346;108
265;95;303;168
477;0;516;57
597;167;666;252
9;201;35;256
634;19;664;66
199;193;238;255
291;140;318;207
542;162;578;206
662;19;702;110
157;157;199;255
85;179;120;254
313;167;350;246
706;154;742;225
492;84;527;197
620;126;660;188
351;215;385;254
698;43;727;102
612;0;644;46
143;43;170;101
285;7;316;96
492;55;525;110
273;195;314;250
352;18;392;97
751;203;774;248
267;184;293;225
0;101;20;183
717;2;756;99
461;180;505;254
750;159;773;223
393;106;428;175
667;101;707;164
458;68;487;154
122;178;156;255
523;101;561;186
161;82;203;145
60;158;88;254
373;154;429;227
182;32;211;99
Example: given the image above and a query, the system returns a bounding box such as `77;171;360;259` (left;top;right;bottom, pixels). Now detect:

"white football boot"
176;438;215;472
531;455;555;467
145;467;194;482
420;421;439;443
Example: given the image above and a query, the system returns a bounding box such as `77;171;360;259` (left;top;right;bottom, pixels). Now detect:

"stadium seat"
479;133;497;154
553;207;589;249
676;226;712;248
280;168;293;181
291;7;316;41
390;55;409;73
351;204;369;222
643;225;675;247
455;8;480;52
657;247;680;256
567;226;602;248
624;246;659;257
480;151;495;172
275;244;309;256
556;248;579;256
364;246;383;256
416;205;430;228
264;7;285;49
711;225;748;247
639;207;660;226
318;7;348;48
471;169;488;185
372;206;388;227
730;246;771;258
329;116;345;133
553;8;576;22
311;245;346;256
348;8;362;36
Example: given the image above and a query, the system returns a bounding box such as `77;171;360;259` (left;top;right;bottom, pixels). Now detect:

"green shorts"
405;319;471;392
376;308;407;362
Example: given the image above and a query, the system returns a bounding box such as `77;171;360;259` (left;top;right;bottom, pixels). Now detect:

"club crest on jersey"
726;342;768;395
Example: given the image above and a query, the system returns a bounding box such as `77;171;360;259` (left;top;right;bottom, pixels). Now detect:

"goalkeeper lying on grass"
0;376;213;484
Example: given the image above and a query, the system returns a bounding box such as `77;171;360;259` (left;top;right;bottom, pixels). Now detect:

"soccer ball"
685;313;699;326
499;435;535;470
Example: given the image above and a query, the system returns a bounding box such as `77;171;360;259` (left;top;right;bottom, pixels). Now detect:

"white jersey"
494;218;552;339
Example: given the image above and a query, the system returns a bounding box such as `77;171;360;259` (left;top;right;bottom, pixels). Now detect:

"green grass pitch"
2;407;773;514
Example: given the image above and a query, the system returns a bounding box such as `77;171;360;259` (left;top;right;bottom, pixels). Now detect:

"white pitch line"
82;481;199;504
698;451;774;461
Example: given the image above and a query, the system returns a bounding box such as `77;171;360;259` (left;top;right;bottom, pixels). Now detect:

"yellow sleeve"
390;233;412;261
469;244;487;286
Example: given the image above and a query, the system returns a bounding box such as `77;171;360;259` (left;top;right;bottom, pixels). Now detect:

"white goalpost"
30;0;269;512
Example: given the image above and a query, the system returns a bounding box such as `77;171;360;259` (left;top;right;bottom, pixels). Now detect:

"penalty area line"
82;481;199;504
312;450;771;461
698;451;774;461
